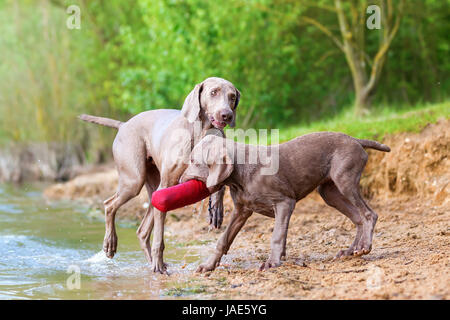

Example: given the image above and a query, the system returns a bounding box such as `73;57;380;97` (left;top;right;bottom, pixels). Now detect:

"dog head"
181;77;240;129
181;135;234;191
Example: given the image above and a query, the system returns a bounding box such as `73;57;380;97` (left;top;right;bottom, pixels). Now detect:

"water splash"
0;183;207;299
84;250;109;264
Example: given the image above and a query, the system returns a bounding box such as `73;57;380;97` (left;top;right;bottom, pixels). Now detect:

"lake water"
0;183;205;299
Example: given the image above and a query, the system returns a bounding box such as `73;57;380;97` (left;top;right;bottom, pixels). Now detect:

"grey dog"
79;77;240;273
180;132;390;272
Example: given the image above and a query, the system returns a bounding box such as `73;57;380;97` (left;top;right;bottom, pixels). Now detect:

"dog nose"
221;110;233;122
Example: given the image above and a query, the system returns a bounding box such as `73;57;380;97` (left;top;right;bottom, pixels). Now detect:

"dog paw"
103;231;117;259
196;264;214;273
259;260;281;271
151;259;168;275
353;243;372;257
334;243;372;260
334;248;354;260
196;259;220;273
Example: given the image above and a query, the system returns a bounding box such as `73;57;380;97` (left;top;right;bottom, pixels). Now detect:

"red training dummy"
151;179;211;212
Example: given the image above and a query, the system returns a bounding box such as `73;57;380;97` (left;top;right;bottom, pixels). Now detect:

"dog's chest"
231;188;277;217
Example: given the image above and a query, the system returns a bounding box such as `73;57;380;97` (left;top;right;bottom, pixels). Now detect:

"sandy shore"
43;119;449;299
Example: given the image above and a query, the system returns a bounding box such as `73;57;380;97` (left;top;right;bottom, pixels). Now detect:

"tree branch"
315;49;340;66
302;1;337;12
301;16;344;52
365;0;404;94
48;0;66;9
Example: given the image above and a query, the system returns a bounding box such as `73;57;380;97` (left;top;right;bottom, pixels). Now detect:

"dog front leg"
136;205;154;265
208;186;225;229
197;207;252;273
260;199;295;270
150;207;168;274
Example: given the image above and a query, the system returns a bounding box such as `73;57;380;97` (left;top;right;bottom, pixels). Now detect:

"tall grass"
278;101;450;142
0;1;117;161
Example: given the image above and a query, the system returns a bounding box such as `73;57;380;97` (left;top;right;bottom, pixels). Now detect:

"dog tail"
78;114;123;129
357;139;391;152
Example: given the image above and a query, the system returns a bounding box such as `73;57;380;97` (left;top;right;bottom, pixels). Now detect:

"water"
0;184;205;299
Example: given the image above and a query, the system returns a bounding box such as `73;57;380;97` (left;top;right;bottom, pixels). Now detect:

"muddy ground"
44;119;449;299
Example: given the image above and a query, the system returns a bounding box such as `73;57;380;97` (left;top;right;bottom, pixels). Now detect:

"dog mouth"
210;117;228;129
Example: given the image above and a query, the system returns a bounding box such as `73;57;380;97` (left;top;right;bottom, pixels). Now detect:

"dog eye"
211;90;217;96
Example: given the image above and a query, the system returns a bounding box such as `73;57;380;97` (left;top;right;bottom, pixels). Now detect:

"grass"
174;239;212;248
162;281;207;297
277;101;450;142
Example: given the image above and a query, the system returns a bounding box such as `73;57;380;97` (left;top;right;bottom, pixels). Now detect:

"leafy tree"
277;0;404;114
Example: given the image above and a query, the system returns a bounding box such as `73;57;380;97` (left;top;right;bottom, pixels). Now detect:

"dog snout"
220;109;233;123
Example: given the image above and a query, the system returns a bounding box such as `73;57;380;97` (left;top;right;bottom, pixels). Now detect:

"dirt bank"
362;118;449;206
43;119;449;299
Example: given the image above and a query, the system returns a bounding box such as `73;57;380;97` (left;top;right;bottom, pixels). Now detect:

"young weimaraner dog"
79;77;240;273
180;132;390;272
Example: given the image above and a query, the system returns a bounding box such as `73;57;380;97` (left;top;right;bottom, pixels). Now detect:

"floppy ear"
230;88;240;128
180;136;211;184
204;136;234;188
180;162;209;185
180;136;234;190
181;82;204;123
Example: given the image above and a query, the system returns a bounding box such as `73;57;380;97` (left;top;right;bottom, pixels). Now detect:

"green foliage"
96;0;314;127
0;0;123;160
376;0;450;105
83;0;449;127
279;101;450;142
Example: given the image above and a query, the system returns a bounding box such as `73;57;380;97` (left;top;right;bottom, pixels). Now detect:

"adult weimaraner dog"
79;77;240;273
180;132;390;272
